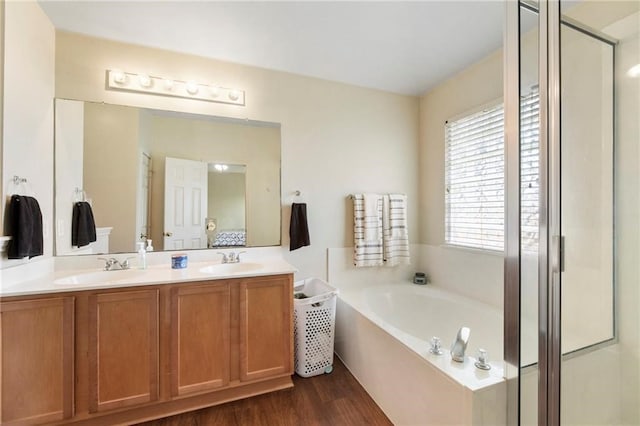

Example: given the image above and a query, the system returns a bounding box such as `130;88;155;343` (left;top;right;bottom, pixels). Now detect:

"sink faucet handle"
217;252;228;263
120;257;136;269
236;251;247;262
98;257;116;270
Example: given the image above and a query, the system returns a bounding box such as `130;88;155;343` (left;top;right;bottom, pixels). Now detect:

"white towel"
353;193;384;267
383;194;410;266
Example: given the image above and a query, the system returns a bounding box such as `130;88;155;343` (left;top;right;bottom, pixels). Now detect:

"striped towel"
353;193;384;267
383;194;410;266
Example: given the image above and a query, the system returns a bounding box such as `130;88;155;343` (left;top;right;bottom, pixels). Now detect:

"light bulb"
164;79;174;91
210;86;220;98
138;74;152;88
186;81;199;95
112;70;127;84
228;90;240;101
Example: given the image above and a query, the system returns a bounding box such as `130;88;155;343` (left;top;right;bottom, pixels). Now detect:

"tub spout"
450;326;470;362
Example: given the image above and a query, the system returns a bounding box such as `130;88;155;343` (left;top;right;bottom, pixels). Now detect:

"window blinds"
445;91;539;252
520;91;540;253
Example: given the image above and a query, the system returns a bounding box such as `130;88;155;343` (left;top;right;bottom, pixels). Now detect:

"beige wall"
83;103;139;253
1;1;54;266
605;9;640;425
55;31;420;279
208;171;246;231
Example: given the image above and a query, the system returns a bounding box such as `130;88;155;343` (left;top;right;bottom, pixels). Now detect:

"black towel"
7;195;43;259
289;203;310;251
72;201;97;247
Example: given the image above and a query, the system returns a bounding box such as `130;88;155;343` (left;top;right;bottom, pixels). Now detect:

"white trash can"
293;278;339;378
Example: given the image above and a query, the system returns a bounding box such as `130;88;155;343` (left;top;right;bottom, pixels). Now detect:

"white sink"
199;262;264;275
54;269;149;286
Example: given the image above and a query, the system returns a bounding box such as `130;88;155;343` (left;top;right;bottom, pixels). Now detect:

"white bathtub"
334;281;506;425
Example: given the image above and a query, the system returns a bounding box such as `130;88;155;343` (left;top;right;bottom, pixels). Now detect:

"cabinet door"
239;276;293;382
0;297;74;425
170;282;230;396
88;289;159;412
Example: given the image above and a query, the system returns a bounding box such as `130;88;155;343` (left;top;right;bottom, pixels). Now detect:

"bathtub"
334;281;506;425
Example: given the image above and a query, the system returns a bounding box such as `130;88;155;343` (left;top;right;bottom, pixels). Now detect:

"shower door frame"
505;1;563;424
503;2;522;426
504;0;561;424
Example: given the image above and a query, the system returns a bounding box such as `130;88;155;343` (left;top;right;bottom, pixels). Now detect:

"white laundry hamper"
293;278;339;378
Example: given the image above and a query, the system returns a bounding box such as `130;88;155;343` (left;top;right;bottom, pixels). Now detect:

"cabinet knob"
163;231;173;237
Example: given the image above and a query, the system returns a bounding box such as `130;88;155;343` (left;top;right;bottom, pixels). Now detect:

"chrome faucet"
450;326;471;362
218;251;246;264
98;257;133;271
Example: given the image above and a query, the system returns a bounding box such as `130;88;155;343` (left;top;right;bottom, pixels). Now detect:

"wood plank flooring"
137;357;392;426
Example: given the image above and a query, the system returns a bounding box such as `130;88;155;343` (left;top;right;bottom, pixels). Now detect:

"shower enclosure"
505;1;639;424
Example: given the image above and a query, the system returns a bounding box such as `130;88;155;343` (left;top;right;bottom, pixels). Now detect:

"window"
445;91;539;252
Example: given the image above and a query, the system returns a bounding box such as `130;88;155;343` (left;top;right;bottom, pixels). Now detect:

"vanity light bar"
106;70;245;106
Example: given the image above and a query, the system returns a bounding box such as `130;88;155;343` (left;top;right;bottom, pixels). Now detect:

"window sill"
440;243;505;258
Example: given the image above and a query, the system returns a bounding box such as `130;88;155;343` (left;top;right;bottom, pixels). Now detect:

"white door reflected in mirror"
163;157;208;250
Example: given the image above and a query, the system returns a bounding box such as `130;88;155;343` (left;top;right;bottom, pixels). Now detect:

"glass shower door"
559;2;637;425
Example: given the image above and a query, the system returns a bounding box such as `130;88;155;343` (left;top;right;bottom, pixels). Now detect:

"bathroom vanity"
0;264;294;425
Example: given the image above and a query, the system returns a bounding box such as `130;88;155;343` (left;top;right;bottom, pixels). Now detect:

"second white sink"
199;262;263;275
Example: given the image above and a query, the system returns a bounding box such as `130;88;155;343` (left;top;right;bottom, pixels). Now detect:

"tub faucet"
450;326;470;362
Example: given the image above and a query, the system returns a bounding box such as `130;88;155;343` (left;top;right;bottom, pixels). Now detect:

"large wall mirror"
54;99;281;256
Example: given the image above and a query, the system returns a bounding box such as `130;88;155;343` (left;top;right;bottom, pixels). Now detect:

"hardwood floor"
137;357;392;426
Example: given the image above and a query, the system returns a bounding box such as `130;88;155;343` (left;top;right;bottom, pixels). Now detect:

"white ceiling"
39;1;505;96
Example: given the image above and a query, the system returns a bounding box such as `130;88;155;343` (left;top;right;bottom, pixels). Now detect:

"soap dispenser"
136;242;147;270
146;239;154;252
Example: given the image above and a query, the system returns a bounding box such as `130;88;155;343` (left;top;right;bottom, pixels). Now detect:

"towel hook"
74;187;87;202
12;175;27;186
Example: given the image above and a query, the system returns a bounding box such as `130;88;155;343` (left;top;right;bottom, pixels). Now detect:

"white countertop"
0;258;297;298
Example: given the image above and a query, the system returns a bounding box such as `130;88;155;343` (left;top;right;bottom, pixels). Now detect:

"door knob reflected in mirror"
163;232;173;237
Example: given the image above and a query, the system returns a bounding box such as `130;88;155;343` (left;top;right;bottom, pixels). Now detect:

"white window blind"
520;90;540;252
445;103;505;251
445;91;539;252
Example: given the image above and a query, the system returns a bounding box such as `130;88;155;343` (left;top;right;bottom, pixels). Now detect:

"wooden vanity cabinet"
170;282;231;397
0;273;293;425
87;289;159;413
240;276;293;382
0;297;74;425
